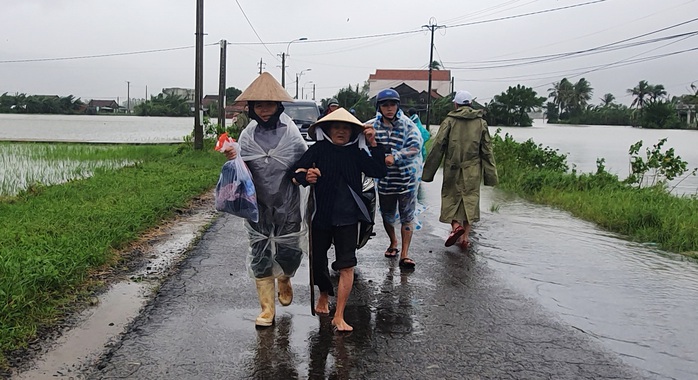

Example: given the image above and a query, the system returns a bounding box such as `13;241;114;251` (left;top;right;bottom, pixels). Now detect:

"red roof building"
368;69;452;98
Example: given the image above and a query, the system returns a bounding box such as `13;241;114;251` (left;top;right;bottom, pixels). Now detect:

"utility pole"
258;58;265;74
218;39;227;130
145;85;148;101
423;18;445;131
193;0;204;150
451;77;454;94
313;84;316;101
126;81;130;114
280;52;286;88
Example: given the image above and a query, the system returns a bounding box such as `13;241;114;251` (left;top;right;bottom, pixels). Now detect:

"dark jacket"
290;140;387;228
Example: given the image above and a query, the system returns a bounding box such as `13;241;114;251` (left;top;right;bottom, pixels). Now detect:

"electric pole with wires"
423;19;445;131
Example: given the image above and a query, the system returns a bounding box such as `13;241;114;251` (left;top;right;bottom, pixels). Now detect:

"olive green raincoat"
422;106;498;224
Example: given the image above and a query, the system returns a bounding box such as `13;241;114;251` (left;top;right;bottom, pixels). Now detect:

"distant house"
677;103;697;129
202;95;219;110
87;99;119;113
367;69;451;99
225;100;246;119
162;87;195;103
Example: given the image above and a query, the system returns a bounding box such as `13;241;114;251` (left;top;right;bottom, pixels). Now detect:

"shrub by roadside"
492;132;698;257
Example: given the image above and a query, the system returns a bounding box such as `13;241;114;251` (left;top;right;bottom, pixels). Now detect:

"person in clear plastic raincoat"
364;88;423;270
223;72;308;328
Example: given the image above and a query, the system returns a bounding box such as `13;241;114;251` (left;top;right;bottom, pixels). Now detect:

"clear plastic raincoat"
238;113;309;278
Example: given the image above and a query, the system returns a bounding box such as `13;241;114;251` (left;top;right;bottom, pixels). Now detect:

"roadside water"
421;175;698;380
497;120;698;196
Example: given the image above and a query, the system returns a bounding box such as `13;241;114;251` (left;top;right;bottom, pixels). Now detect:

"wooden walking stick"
308;166;316;316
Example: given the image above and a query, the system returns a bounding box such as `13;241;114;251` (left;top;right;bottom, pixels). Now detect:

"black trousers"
312;224;358;296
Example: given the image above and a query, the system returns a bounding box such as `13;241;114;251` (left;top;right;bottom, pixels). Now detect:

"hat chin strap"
316;129;369;153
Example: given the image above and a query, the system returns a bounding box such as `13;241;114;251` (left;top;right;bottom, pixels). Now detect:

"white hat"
454;90;473;105
308;107;364;140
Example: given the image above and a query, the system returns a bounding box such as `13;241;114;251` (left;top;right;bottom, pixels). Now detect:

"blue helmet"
376;88;400;106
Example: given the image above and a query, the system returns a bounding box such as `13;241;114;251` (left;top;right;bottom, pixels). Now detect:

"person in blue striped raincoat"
364;88;423;270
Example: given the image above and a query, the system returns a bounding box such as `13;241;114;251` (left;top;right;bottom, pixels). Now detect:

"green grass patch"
0;142;225;368
492;132;698;257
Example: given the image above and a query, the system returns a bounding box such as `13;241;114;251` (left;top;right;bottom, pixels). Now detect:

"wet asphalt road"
88;196;646;379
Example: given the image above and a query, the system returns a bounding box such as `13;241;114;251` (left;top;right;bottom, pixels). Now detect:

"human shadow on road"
375;265;415;335
305;270;374;379
249;314;300;379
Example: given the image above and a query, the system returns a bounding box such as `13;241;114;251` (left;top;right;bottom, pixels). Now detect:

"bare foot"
315;293;330;315
331;318;353;332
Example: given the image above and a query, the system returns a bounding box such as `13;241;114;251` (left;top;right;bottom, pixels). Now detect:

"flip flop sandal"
384;247;399;258
445;226;465;247
399;257;416;269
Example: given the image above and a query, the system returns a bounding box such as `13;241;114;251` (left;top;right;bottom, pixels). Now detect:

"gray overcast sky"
1;0;697;106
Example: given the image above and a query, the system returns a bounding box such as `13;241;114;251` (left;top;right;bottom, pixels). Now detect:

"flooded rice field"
0;143;136;196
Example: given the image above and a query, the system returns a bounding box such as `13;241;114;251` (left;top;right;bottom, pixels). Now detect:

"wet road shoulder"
85;213;646;380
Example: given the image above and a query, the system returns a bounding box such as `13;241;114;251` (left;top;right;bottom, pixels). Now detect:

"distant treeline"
0;93;84;114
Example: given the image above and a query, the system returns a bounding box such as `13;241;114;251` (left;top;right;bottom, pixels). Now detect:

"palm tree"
600;93;615;107
429;60;442;70
548;78;574;116
628;80;651;110
572;77;593;113
648;84;667;102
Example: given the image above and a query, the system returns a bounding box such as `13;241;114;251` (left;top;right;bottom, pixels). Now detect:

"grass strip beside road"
491;132;698;257
0;143;225;368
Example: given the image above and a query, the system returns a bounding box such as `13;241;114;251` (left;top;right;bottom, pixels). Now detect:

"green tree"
641;101;683;129
135;93;192;117
571;78;593;114
225;87;242;104
648;84;667;102
328;84;374;121
488;85;545;127
628;80;651;111
599;93;616;107
548;78;574;118
545;102;560;122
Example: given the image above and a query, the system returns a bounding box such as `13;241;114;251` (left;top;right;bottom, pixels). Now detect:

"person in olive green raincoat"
422;90;498;250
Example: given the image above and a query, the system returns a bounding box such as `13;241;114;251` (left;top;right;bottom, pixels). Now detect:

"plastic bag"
215;139;259;223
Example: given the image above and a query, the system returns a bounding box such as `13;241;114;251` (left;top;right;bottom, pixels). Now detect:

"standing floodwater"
453;183;698;379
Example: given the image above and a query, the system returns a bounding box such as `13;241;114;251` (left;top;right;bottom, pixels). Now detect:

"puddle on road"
418;173;698;380
13;206;216;380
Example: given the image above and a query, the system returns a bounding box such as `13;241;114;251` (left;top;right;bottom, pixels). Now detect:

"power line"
234;0;277;60
0;44;215;64
446;31;698;69
445;0;608;29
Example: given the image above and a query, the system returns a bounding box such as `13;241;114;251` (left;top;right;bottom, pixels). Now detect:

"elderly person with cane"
290;108;386;332
223;72;308;328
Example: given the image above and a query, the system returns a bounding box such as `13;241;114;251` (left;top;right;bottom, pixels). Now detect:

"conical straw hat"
235;72;293;102
308;107;365;140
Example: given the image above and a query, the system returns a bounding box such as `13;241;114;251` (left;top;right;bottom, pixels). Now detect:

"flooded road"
6;117;697;379
77;170;697;379
474;185;698;379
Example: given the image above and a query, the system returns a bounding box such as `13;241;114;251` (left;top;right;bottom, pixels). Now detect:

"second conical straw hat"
235;72;294;102
308;107;365;140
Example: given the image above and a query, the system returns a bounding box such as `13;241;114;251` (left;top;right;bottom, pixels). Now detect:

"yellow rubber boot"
254;277;276;327
277;276;293;306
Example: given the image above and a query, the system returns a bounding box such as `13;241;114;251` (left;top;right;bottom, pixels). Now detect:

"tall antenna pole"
423;18;445;131
193;0;204;150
